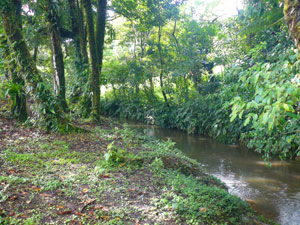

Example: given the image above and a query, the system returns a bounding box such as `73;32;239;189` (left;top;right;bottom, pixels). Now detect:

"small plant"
104;142;127;163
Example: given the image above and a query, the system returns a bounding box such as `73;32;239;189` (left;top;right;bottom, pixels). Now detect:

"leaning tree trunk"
46;0;68;111
0;0;73;131
83;0;101;120
284;0;300;52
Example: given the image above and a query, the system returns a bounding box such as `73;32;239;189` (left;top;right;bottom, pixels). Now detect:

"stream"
124;121;300;225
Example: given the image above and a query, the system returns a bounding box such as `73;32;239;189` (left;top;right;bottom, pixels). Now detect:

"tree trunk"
2;41;28;122
284;0;300;52
95;0;107;109
3;0;28;122
96;0;107;73
140;31;144;58
33;46;39;62
172;20;180;54
83;0;101;120
1;1;71;131
157;25;169;106
68;0;89;64
68;0;90;102
79;0;89;63
46;0;68;111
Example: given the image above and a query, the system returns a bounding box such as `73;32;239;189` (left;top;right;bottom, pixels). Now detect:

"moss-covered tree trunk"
46;0;68;111
3;0;28;122
284;0;300;52
0;0;70;131
68;0;90;104
2;39;28;122
78;0;89;64
96;0;107;74
83;0;101;120
95;0;107;109
68;0;88;64
68;0;82;61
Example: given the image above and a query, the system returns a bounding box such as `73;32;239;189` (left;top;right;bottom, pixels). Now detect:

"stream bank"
123;120;300;225
0;116;270;224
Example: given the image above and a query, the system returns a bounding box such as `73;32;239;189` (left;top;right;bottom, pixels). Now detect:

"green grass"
0;121;274;224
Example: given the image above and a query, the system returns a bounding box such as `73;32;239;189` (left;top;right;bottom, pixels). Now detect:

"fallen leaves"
101;206;110;212
74;211;84;216
69;220;82;225
82;188;88;193
40;193;52;197
57;210;73;215
81;199;96;213
92;205;109;212
20;213;27;218
200;207;207;212
9;196;18;201
100;215;110;220
8;212;15;217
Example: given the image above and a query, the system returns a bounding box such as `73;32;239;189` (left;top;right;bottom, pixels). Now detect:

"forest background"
0;0;299;161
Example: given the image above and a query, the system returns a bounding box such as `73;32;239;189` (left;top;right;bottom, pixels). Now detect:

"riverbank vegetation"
0;115;273;224
100;0;300;160
0;1;299;160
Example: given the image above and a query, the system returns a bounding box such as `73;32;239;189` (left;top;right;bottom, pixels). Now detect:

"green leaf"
252;114;258;121
230;113;237;122
286;112;299;119
244;116;251;126
238;111;244;119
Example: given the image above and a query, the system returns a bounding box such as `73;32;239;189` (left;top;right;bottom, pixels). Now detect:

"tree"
68;0;88;64
96;0;107;74
112;0;185;105
0;0;72;131
1;0;28;122
284;0;300;52
83;0;101;120
46;0;68;110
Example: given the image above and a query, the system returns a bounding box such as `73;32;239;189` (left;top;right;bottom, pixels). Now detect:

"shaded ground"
0;110;273;224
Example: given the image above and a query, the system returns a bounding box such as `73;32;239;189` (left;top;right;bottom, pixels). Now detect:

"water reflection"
124;122;300;225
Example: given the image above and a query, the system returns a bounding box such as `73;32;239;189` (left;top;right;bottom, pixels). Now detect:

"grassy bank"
0;116;272;224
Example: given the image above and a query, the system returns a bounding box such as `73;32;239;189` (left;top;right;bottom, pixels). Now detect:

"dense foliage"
100;0;299;160
0;0;299;160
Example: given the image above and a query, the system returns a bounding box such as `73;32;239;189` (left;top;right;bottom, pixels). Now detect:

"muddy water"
124;122;300;225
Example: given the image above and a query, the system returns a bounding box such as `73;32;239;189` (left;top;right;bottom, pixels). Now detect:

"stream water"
124;121;300;225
